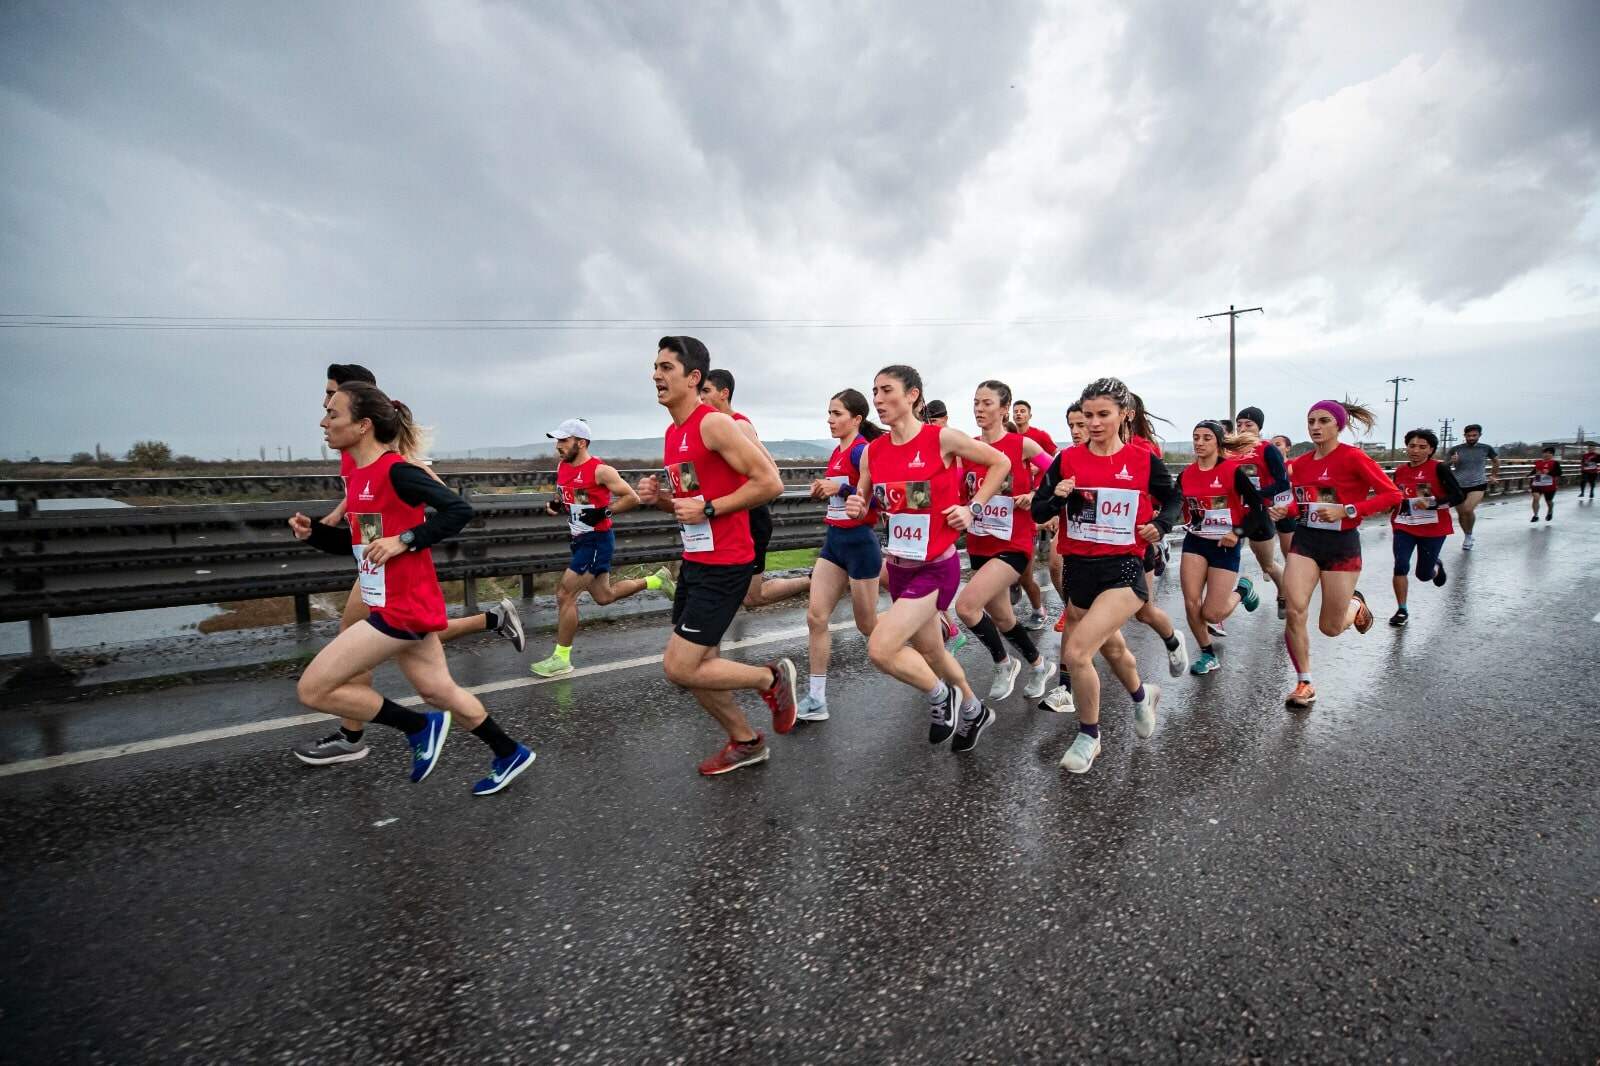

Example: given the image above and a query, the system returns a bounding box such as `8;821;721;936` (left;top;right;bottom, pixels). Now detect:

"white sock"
1297;672;1311;684
809;675;827;701
926;680;949;703
961;693;984;719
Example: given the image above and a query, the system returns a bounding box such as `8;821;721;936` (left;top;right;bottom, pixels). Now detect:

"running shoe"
293;730;369;766
1388;609;1408;627
761;659;799;735
1350;591;1374;635
1189;650;1220;675
1206;621;1227;638
653;566;677;600
1023;660;1053;699
1039;684;1075;714
941;615;967;652
795;694;830;722
1432;562;1447;588
1236;575;1260;613
1054;613;1067;633
950;702;995;754
987;656;1021;701
1285;681;1317;709
529;654;573;678
1165;634;1189;677
1545;513;1552;522
472;745;535;796
698;734;769;776
1022;606;1048;632
1276;598;1287;620
493;597;526;653
408;711;450;783
1530;514;1538;523
1133;683;1160;739
1060;731;1101;774
1462;534;1475;550
929;686;959;744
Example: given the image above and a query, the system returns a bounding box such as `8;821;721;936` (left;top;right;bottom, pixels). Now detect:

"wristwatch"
702;500;717;520
970;501;985;519
399;529;416;550
1343;504;1358;519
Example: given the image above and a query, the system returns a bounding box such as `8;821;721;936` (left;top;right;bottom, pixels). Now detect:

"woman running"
1531;447;1561;522
953;380;1055;704
796;389;884;721
844;365;1009;753
1178;421;1268;674
1231;407;1293;619
1389;428;1464;626
1123;393;1190;676
1031;377;1180;774
291;382;535;795
1267;400;1402;709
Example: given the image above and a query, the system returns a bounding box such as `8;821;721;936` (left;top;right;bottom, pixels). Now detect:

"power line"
1385;375;1414;452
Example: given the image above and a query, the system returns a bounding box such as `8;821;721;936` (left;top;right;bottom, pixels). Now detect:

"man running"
1531;447;1561;522
1579;443;1598;500
697;369;811;610
1447;424;1499;549
1009;399;1056;630
529;418;675;677
638;337;798;775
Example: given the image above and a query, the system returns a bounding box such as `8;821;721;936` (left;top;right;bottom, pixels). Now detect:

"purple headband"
1308;400;1347;430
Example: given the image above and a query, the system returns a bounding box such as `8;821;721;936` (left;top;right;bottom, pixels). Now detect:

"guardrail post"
293;593;311;628
521;573;535;600
462;577;479;614
28;612;52;660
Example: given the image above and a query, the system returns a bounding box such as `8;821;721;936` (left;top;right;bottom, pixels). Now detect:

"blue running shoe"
1190;649;1221;675
472;744;535;796
1236;575;1260;613
408;711;451;783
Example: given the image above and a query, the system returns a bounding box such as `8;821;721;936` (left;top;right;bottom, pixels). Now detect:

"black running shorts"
672;560;750;647
1062;555;1149;611
748;504;773;576
968;548;1030;577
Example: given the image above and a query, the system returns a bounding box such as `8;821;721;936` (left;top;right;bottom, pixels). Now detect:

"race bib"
1584;463;1598;473
1395;497;1436;527
1533;474;1554;488
826;493;849;522
1067;487;1139;546
1273;490;1294;509
886;512;930;560
349;514;387;607
970;495;1014;540
1295;487;1343;531
1186;496;1231;539
1239;462;1261;490
566;488;596;537
677;497;715;553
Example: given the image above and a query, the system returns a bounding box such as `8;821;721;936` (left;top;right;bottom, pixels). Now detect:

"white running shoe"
1039;684;1075;714
795;694;829;722
988;656;1022;701
1060;731;1101;773
1023;660;1053;700
1462;534;1475;551
1023;606;1048;632
1133;683;1161;739
1165;634;1189;677
494;597;526;653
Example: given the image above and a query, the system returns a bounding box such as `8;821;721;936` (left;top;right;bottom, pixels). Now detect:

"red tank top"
868;423;961;562
1391;459;1454;536
344;451;447;633
557;456;613;534
1053;442;1156;559
1179;458;1247;539
962;432;1037;557
664;404;754;566
824;437;876;529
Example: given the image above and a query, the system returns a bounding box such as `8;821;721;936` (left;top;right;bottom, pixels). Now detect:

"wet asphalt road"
2;498;1598;1064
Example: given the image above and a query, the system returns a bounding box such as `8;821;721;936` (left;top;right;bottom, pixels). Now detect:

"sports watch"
970;501;985;519
702;500;717;520
399;529;417;550
1343;504;1358;519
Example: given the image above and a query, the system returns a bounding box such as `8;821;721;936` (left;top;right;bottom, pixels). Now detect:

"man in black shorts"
639;338;798;776
1447;424;1499;550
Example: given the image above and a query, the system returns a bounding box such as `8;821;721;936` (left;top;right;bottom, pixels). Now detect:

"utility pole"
1385;376;1414;453
1198;304;1264;420
1438;418;1454;455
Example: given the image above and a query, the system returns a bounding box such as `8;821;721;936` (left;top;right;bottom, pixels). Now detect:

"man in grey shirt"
1447;423;1499;550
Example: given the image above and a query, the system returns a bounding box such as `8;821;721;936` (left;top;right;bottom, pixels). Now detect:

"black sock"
1198;643;1212;655
339;725;364;744
1080;722;1099;738
969;614;1008;664
482;607;501;630
1162;632;1180;652
471;716;520;759
1001;623;1039;664
1057;665;1073;692
373;697;429;735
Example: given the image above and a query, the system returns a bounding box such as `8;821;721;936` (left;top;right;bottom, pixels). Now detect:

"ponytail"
338;382;430;459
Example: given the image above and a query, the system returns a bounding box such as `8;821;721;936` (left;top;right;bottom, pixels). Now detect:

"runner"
952;380;1055;704
292;363;526;766
1530;446;1561;522
1123;394;1189;676
1267;400;1402;709
842;364;1007;753
1232;406;1293;619
637;337;798;775
697;369;811;609
795;389;884;722
1178;420;1268;674
1009;399;1055;630
290;382;534;794
1031;377;1180;773
908;399;963;646
1272;434;1301;560
1050;402;1088;635
1447;424;1499;549
1581;443;1600;500
1389;428;1464;626
922;400;949;427
529;418;674;677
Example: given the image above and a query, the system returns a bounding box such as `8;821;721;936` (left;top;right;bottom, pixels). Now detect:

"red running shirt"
868;423;962;562
1531;458;1560;490
824;438;876;529
1289;443;1402;532
557;456;613;534
1022;426;1057;455
1582;452;1599;474
1391;460;1454;537
344;451;447;633
962;431;1036;557
1179;458;1248;539
1128;434;1163;459
664;404;754;566
1054;442;1157;559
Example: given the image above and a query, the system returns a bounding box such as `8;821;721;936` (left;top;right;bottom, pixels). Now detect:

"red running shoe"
761;658;798;735
1285;681;1317;709
1350;591;1374;635
1054;613;1066;633
698;734;769;776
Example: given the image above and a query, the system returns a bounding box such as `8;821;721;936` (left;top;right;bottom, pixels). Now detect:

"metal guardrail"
0;461;1576;671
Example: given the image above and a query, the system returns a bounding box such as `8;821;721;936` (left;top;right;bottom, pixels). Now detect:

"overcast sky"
2;0;1596;460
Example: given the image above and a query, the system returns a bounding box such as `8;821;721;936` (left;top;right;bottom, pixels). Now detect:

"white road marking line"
1593;611;1600;624
0;621;851;779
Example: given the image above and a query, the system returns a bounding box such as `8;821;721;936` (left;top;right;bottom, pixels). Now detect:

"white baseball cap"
546;418;593;441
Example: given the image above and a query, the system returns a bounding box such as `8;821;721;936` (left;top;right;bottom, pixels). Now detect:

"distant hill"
436;438;834;461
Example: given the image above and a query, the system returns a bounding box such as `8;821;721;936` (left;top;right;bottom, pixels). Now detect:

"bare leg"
336;581;374;733
745;572;810;609
1458;490;1483;534
1248;536;1283;588
867;591;973;702
1061;587;1143;726
393;634;487;728
805;557;851;678
1200;564;1244;623
1020;560;1044;612
1281;553;1320;678
298;621;417;722
587;571;648;606
1179;551;1210;647
439;613;488;643
1315;569;1362;637
662;639;771;742
554;570;595;647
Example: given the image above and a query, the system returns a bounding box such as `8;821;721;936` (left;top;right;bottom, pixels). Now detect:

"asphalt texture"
3;496;1598;1064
